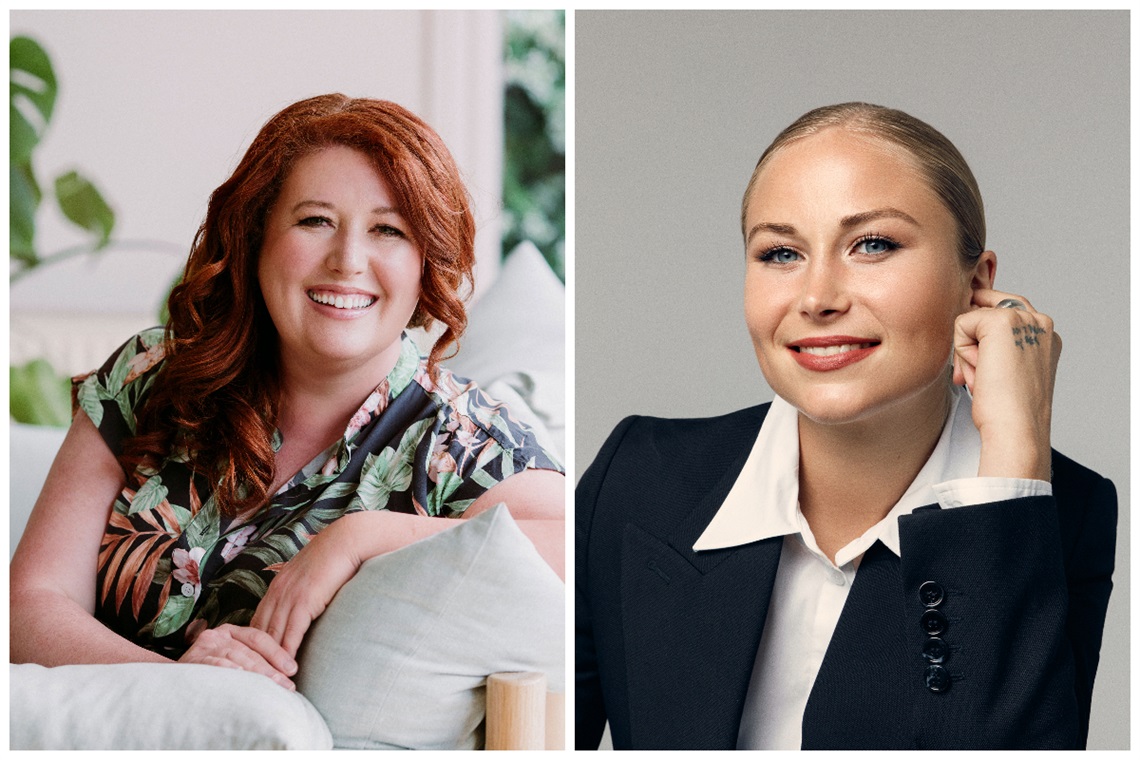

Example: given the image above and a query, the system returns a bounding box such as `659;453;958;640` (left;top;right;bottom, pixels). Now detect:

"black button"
919;580;945;607
922;636;949;663
924;664;951;693
920;609;947;636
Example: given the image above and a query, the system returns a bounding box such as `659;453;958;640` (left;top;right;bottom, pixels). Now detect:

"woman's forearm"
338;510;565;580
10;586;169;666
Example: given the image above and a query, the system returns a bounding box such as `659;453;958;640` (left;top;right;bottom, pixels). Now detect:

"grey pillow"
443;241;566;459
10;662;332;749
295;503;565;749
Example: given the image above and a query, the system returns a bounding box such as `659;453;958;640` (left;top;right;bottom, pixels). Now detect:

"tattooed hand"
952;289;1060;481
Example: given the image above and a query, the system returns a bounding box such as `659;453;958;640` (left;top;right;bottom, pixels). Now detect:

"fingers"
951;348;976;392
250;591;316;660
229;624;299;678
953;287;1059;481
180;624;298;690
970;288;1037;312
281;610;313;661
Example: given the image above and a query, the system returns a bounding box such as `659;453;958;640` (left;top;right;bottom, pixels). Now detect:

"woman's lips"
788;338;880;372
307;289;377;310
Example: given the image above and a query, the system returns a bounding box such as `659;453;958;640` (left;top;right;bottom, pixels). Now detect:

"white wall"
10;9;504;371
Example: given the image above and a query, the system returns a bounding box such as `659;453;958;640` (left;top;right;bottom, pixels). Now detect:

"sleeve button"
924;664;952;693
920;609;948;636
922;636;949;663
918;580;945;607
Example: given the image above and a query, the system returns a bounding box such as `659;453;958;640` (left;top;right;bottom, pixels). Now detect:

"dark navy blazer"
575;404;1116;749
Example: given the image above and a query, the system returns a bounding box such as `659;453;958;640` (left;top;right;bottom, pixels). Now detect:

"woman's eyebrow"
745;207;921;245
745;221;798;244
289;200;402;216
839;207;921;229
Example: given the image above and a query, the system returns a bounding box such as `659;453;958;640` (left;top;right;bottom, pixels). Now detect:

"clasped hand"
952;288;1060;481
178;518;362;689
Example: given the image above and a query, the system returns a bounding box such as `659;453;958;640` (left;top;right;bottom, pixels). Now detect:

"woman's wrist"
977;428;1052;481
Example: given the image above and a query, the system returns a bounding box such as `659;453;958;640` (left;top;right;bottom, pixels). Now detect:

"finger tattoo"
1012;324;1046;350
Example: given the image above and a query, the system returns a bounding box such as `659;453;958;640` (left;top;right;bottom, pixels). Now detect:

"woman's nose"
798;256;851;319
326;230;367;275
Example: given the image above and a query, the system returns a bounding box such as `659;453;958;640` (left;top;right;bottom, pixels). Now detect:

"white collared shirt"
692;386;1051;750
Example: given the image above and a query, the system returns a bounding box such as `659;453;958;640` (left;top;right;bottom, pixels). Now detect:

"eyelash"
851;233;900;256
298;216;405;237
756;233;901;263
756;246;801;264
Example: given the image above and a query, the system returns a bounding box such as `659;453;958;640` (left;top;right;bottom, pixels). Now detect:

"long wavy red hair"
124;94;476;515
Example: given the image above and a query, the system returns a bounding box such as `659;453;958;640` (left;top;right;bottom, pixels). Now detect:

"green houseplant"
503;10;565;281
10;35;117;426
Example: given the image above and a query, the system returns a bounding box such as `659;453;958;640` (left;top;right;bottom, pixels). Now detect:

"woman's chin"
282;333;402;375
777;376;953;430
790;398;878;427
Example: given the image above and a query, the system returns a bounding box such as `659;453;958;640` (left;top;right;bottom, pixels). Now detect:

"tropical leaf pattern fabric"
77;329;562;657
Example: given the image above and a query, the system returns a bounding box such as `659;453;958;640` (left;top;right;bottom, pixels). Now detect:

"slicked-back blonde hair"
741;102;985;266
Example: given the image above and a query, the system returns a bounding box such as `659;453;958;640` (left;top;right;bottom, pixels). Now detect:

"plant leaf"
151;592;195;638
75;375;106;428
9;358;71;427
127;475;168;515
54;170;115;247
10;162;40;266
9;36;57;164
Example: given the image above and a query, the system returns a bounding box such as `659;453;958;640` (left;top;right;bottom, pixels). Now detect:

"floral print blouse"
78;328;562;657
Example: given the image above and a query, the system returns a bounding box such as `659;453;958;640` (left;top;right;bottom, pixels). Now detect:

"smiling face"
743;127;991;427
258;145;423;379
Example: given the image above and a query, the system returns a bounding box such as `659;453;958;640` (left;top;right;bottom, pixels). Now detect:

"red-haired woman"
11;95;564;690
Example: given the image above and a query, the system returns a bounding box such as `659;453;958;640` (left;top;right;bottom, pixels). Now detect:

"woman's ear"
968;250;997;301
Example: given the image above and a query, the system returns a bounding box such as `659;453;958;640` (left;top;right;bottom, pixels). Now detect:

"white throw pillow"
444;241;565;459
295;503;565;749
10;662;333;749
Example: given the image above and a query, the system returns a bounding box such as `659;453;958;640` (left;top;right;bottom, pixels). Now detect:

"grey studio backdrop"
575;10;1128;750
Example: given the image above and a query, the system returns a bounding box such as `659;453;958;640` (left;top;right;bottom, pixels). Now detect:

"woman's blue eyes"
760;247;801;264
853;236;897;255
758;236;898;263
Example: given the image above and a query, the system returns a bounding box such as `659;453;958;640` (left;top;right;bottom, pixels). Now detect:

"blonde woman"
575;103;1115;750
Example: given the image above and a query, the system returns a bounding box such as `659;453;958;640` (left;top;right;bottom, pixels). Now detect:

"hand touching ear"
952;289;1060;481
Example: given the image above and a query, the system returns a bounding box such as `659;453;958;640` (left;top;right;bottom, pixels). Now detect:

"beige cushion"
10;661;333;749
444;241;565;459
295;503;564;749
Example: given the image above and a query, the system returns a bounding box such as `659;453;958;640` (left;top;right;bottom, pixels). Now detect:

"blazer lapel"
801;540;913;749
619;420;783;749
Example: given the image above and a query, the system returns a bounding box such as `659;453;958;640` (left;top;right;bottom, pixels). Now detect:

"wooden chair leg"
545;689;565;749
485;672;546;750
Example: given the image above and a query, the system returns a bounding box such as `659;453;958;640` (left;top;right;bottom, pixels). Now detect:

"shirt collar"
336;331;423;444
693;386;980;558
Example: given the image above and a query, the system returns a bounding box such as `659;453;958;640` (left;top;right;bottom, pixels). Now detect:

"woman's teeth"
798;343;875;356
308;291;376;310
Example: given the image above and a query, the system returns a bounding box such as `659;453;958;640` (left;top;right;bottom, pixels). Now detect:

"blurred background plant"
10;36;116;281
10;35;116;426
503;10;565;281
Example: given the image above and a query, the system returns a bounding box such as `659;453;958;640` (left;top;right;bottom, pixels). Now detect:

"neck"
275;341;403;442
797;381;952;562
262;345;402;499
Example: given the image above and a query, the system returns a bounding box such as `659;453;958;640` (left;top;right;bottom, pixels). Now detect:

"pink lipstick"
788;336;880;372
